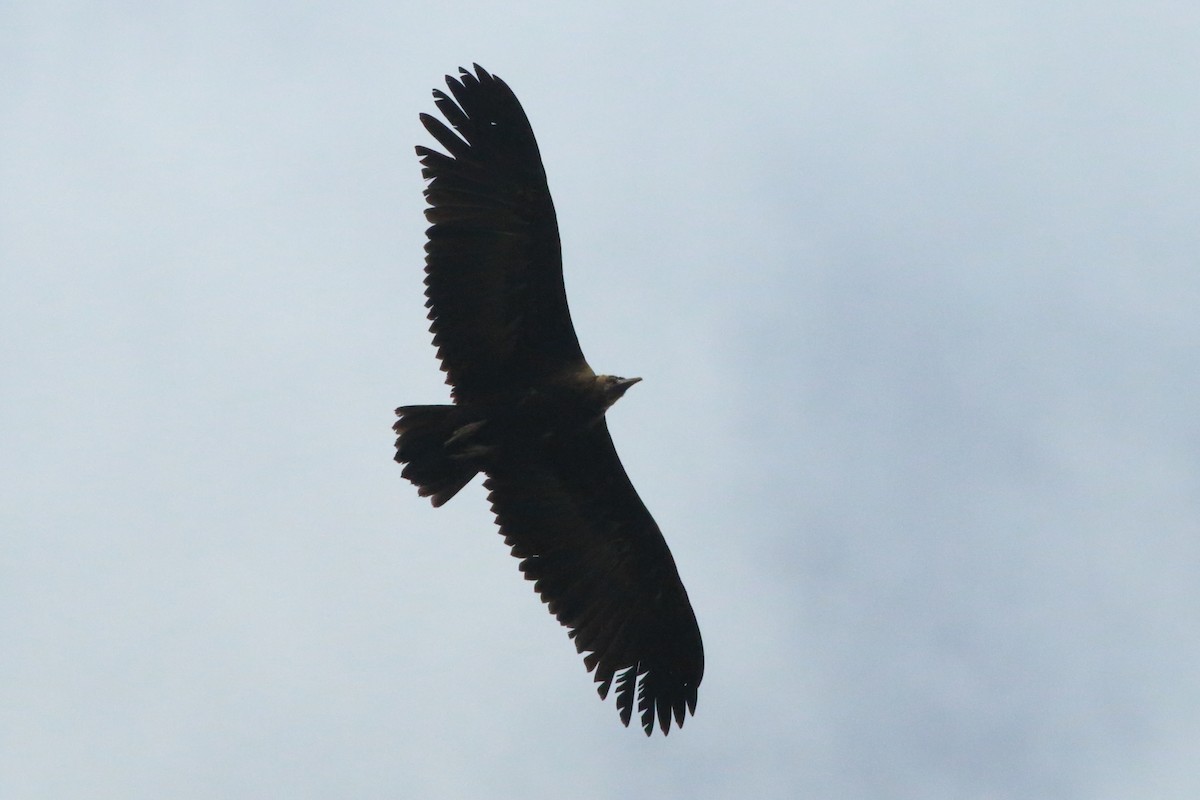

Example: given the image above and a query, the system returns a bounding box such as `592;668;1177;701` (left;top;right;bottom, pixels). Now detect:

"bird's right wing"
483;418;704;735
416;65;588;402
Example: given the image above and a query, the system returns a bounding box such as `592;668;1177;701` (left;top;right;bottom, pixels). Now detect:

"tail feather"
394;404;478;506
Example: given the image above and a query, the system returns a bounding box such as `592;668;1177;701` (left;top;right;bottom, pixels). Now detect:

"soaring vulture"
394;65;703;735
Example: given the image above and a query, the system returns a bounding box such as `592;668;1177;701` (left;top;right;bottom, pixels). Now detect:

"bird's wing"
483;419;704;735
416;65;587;402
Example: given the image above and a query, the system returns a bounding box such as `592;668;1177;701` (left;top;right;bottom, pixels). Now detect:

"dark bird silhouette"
394;65;703;735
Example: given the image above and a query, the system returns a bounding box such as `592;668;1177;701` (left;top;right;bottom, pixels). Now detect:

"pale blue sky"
3;3;1199;798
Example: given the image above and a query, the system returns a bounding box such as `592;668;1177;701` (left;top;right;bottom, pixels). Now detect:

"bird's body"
396;367;636;505
395;65;703;735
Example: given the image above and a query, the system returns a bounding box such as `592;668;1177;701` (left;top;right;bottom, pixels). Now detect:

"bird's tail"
393;404;479;507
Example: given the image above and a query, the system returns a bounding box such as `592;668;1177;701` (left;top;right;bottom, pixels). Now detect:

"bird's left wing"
416;65;588;403
483;420;704;735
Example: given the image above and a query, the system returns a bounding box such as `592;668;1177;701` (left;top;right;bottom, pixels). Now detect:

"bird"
393;65;704;735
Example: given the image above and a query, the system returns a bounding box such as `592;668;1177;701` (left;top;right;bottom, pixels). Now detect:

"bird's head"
599;375;642;409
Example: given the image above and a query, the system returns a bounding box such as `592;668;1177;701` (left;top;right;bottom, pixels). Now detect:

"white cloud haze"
3;2;1199;797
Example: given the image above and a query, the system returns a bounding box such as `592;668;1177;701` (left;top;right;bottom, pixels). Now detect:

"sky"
3;2;1199;797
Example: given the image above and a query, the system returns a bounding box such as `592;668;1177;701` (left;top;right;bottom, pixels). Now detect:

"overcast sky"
4;2;1199;798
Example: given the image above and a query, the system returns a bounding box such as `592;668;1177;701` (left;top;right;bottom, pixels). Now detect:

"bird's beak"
617;377;642;391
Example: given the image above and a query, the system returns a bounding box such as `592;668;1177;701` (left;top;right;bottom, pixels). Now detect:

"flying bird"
394;65;704;735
